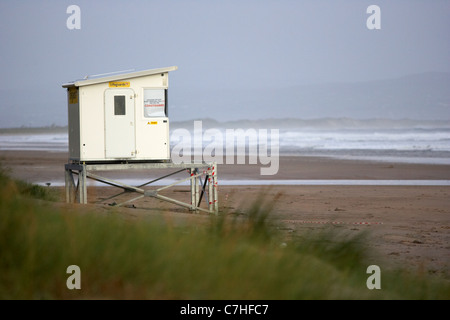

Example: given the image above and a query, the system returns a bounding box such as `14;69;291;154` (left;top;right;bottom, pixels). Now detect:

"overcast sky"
0;0;449;127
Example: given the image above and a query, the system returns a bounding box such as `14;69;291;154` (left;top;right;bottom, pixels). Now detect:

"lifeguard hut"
62;67;218;213
62;66;176;162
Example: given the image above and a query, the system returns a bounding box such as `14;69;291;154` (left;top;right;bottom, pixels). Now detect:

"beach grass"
0;166;449;300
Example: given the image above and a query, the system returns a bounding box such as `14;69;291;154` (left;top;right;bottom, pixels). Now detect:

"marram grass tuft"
0;166;449;299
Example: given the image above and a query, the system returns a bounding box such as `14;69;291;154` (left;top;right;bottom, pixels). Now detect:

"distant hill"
1;72;449;128
0;125;67;134
170;72;450;122
171;117;450;130
1;118;449;134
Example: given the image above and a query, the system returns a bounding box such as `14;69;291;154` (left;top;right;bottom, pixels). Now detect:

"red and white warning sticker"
282;220;383;225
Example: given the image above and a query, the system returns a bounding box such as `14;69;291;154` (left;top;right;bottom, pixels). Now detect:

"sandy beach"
1;149;449;278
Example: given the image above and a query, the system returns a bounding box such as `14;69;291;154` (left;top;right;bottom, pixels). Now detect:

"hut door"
104;89;136;158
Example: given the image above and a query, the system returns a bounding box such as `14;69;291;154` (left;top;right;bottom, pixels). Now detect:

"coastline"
2;150;450;183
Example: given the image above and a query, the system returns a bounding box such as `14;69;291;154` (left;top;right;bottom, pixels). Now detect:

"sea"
277;127;450;165
1;119;449;186
1;126;449;164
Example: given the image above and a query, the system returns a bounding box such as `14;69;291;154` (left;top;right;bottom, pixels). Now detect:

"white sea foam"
278;129;450;152
1;125;449;165
0;133;68;152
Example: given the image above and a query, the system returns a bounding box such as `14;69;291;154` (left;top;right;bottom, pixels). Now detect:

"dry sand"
1;150;449;278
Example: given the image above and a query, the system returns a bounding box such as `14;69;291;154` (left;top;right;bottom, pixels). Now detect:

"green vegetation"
0;166;449;299
0;167;58;202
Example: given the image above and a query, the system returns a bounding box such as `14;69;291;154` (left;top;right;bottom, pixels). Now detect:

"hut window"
144;89;166;117
114;96;126;115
